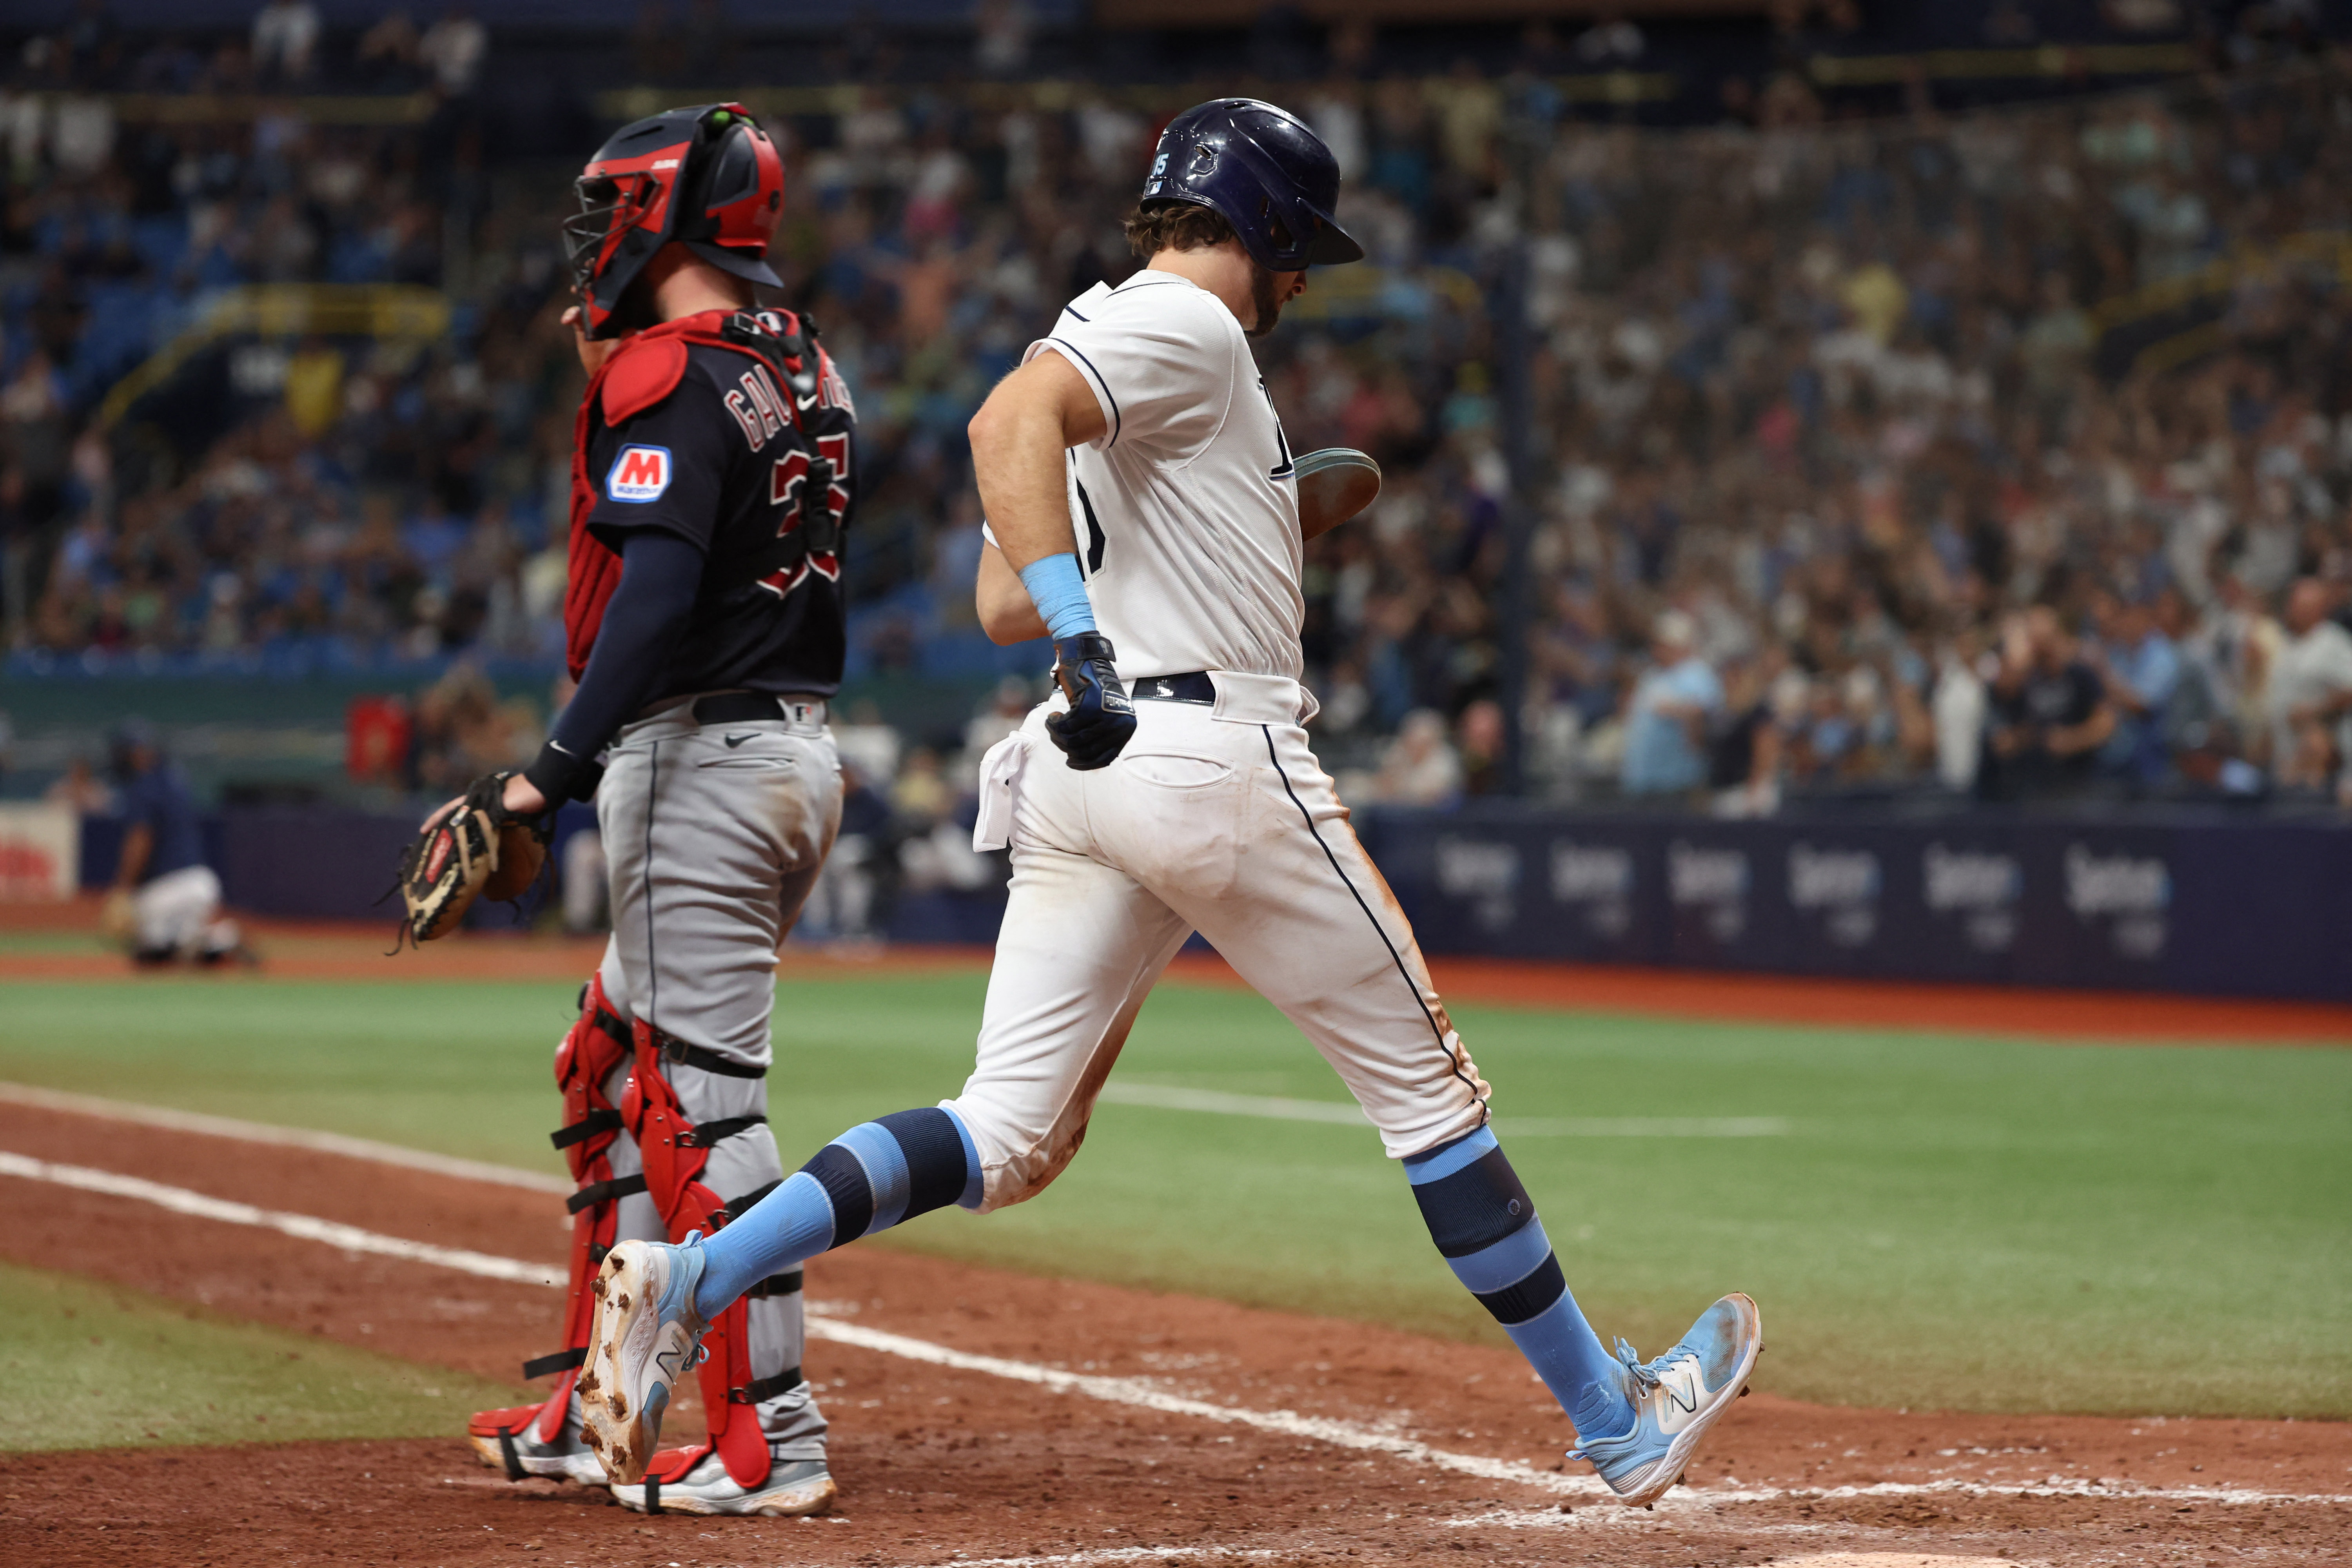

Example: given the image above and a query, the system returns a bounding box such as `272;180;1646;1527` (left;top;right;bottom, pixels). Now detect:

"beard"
1247;261;1286;338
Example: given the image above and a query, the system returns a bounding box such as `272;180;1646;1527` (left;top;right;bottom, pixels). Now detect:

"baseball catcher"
421;102;858;1518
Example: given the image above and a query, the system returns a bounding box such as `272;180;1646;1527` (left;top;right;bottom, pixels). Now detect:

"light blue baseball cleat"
579;1238;710;1486
1568;1291;1762;1506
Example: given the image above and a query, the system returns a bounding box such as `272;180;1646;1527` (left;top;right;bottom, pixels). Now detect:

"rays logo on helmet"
606;445;673;503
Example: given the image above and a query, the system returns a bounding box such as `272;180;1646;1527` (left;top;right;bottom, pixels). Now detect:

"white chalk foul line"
0;1140;1588;1495
1448;1458;2352;1528
3;1142;2344;1515
798;1312;1600;1497
899;1551;1274;1568
0;1150;564;1288
0;1082;572;1195
1094;1083;1789;1138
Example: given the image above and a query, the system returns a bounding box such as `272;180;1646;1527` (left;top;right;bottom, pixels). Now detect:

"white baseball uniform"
955;269;1490;1210
133;864;240;958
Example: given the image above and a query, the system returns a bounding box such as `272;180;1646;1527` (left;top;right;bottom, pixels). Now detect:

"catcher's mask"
564;102;784;340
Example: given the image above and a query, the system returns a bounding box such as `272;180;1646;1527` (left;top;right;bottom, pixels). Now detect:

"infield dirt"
1;1095;2345;1566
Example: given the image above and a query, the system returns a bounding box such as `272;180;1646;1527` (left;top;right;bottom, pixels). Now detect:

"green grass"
0;1260;524;1451
2;974;2347;1420
0;929;114;954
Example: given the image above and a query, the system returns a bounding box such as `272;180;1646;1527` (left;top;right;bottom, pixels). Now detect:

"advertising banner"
1662;828;1788;971
64;800;2352;1000
0;803;79;901
2009;824;2179;993
1908;832;2030;984
1357;806;2352;1001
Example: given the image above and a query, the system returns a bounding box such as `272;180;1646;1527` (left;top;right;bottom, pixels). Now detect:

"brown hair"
1122;201;1237;261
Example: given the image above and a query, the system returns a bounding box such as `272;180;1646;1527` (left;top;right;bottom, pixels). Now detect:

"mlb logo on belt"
606;444;672;503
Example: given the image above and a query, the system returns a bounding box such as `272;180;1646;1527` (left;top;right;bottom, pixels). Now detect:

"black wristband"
524;741;603;807
1052;632;1120;675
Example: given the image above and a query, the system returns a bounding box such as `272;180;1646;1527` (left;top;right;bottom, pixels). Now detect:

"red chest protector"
562;307;833;680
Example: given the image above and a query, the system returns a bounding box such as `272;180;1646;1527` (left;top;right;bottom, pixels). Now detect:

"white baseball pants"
134;864;239;957
953;671;1491;1211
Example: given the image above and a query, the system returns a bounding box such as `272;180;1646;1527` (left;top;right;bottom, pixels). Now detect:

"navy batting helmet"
563;103;784;339
1140;98;1363;272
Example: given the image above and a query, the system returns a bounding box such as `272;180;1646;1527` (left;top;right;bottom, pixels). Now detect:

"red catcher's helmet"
563;102;784;339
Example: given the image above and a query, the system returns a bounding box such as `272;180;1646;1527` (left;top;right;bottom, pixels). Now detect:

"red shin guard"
621;1018;773;1489
527;973;636;1445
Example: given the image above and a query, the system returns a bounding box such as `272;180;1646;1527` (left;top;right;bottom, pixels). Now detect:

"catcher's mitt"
394;771;550;944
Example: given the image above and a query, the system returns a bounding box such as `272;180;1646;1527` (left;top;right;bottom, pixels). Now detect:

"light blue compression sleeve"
692;1107;984;1321
1016;552;1097;640
1405;1128;1635;1442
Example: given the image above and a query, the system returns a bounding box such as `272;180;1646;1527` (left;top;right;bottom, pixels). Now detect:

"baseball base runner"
426;102;859;1518
578;97;1761;1514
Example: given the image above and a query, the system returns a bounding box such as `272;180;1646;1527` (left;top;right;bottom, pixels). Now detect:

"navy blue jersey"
584;332;857;701
118;763;207;885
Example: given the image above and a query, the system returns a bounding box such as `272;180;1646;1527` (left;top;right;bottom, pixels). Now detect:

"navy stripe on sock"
1412;1147;1536;1258
1473;1251;1567;1327
799;1143;872;1247
878;1108;970;1220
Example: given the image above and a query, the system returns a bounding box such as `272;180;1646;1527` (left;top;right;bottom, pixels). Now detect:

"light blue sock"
1502;1284;1635;1443
691;1170;837;1318
1405;1127;1633;1442
692;1106;982;1321
1016;552;1097;640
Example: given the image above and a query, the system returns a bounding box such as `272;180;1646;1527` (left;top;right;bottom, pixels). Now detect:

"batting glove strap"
1046;632;1136;771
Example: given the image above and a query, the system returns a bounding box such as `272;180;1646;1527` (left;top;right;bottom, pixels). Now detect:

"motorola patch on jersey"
606;444;673;503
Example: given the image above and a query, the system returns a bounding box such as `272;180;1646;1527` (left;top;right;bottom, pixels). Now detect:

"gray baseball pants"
592;694;842;1462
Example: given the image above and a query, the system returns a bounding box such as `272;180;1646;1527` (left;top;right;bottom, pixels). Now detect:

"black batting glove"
1045;632;1136;770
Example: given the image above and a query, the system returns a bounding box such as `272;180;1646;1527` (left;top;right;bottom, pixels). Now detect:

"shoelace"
1613;1337;1665;1390
1567;1338;1700;1461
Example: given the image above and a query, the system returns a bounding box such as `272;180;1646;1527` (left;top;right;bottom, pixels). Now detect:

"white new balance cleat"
578;1239;709;1486
1569;1292;1762;1507
610;1451;836;1517
467;1394;608;1486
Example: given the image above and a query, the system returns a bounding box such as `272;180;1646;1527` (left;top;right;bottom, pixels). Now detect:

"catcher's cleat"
610;1450;835;1518
1568;1292;1762;1508
467;1397;608;1486
579;1239;708;1486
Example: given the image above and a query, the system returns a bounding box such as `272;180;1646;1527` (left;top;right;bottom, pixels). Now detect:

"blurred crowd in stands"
3;6;2352;817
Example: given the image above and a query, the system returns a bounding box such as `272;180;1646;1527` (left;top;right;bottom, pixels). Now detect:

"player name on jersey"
723;363;794;449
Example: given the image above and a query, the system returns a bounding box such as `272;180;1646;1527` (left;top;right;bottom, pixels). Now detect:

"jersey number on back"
759;432;851;599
